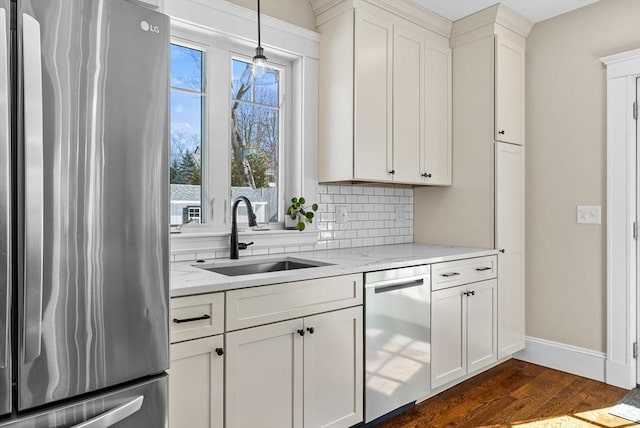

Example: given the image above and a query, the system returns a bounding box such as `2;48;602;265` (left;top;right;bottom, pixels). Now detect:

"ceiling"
411;0;599;23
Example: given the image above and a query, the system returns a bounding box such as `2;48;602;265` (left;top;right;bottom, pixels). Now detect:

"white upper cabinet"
495;36;525;145
354;8;394;182
423;41;452;184
314;0;452;186
392;22;425;184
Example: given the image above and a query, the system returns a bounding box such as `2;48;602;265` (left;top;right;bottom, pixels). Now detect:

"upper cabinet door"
422;41;452;185
495;36;525;145
354;9;394;182
393;23;424;184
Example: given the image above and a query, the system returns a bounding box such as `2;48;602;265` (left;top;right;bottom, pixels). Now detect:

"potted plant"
286;196;318;231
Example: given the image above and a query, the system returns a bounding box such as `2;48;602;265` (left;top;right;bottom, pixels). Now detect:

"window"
231;59;281;223
170;43;204;225
169;29;289;231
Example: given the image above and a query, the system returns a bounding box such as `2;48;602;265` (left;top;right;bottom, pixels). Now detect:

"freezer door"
17;0;169;410
0;374;167;428
0;0;10;418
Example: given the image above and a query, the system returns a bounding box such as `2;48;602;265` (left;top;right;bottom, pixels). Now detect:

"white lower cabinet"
225;307;363;428
431;279;497;389
169;335;224;428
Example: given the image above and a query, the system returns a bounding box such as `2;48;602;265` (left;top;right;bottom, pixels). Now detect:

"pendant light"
252;0;267;78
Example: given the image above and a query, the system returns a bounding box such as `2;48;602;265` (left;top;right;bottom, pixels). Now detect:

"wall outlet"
336;206;349;224
577;205;601;224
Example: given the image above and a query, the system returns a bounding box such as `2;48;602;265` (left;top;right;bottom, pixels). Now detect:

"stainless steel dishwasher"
365;265;431;423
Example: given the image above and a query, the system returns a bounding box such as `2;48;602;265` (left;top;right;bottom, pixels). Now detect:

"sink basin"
196;257;332;276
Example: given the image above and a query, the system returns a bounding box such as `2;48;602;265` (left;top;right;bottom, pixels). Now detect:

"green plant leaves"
287;195;317;231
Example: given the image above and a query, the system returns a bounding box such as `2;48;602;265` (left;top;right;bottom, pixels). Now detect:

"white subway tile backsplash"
172;184;414;263
314;184;413;250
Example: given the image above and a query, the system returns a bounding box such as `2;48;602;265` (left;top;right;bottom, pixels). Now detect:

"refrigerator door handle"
70;396;144;428
22;13;44;364
0;6;9;370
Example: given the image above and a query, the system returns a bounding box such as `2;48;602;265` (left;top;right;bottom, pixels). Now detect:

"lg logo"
140;21;160;34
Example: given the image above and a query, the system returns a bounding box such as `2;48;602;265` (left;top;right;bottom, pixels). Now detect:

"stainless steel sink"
196;257;332;276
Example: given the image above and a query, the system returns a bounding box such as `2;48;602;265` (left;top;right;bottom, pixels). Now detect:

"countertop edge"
170;244;499;298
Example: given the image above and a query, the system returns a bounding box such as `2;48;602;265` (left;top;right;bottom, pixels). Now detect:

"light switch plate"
577;205;601;224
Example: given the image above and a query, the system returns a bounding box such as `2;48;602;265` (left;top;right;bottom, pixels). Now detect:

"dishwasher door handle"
374;278;424;294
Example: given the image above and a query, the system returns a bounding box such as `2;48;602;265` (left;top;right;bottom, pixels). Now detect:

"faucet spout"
230;196;258;259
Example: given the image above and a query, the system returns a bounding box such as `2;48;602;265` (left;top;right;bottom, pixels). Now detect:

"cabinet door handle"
470;290;476;296
440;272;460;278
172;314;211;324
215;348;224;356
297;329;305;336
421;173;432;178
498;130;505;135
389;170;395;175
475;267;492;272
306;327;315;335
499;249;506;254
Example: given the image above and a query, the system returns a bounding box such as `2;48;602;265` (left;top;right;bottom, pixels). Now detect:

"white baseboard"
513;336;606;382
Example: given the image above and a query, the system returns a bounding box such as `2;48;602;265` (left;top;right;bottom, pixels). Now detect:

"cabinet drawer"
171;293;225;343
226;274;363;331
432;256;497;291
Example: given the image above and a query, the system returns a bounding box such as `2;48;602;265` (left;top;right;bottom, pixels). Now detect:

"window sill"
170;228;318;261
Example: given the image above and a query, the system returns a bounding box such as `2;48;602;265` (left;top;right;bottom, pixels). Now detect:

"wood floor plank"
376;359;633;428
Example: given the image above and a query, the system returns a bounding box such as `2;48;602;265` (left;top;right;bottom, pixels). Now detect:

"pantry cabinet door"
495;36;525;145
496;142;526;358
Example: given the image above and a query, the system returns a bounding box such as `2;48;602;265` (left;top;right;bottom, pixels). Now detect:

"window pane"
170;44;203;92
231;59;280;224
254;68;279;106
170;44;205;225
232;60;252;102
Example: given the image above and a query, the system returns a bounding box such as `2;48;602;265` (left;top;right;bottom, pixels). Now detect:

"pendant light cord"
257;0;261;48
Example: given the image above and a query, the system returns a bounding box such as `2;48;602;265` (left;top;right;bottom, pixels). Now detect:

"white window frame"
166;0;320;253
171;24;292;232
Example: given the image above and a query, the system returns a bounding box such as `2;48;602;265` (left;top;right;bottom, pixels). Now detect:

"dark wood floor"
377;359;634;428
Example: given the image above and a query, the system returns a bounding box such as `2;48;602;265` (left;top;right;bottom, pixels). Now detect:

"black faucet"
230;196;258;259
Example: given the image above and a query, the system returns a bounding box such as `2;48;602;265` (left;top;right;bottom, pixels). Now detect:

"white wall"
526;0;640;352
226;0;316;31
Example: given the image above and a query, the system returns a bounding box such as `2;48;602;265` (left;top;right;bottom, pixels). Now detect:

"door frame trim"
601;48;640;389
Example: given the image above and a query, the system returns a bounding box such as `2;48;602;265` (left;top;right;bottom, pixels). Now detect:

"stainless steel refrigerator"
0;0;170;426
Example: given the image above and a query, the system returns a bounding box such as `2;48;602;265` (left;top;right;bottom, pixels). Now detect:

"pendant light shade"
252;0;267;67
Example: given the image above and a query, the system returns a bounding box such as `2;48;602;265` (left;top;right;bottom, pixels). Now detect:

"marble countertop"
170;243;498;297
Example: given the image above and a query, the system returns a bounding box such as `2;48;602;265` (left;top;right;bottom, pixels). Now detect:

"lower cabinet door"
225;319;304;428
303;307;363;428
431;286;466;388
467;280;497;373
169;335;224;428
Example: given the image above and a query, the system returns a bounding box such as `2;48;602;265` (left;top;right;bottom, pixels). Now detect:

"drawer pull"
173;314;211;324
441;272;460;278
475;267;492;272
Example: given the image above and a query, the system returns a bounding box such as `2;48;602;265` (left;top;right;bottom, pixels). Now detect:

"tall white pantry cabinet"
414;5;532;359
